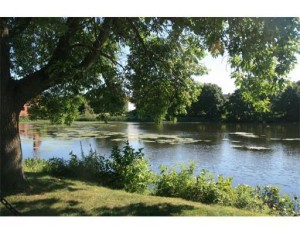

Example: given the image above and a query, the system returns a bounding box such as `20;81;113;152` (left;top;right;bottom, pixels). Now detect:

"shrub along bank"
24;142;300;216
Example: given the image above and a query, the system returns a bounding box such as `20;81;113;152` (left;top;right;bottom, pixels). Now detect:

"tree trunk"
0;99;26;192
1;19;26;192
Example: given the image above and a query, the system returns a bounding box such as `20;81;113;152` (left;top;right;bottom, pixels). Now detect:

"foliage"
234;185;265;212
257;185;295;216
227;18;300;112
71;150;110;181
190;170;219;204
42;149;112;182
24;158;48;173
85;75;128;116
155;163;197;199
215;175;236;205
44;157;70;177
2;18;300;121
2;17;298;124
224;82;300;123
272;81;300;122
293;197;300;216
76;101;97;121
155;165;245;207
225;89;282;122
24;142;154;194
179;81;299;123
28;86;85;125
153;163;298;215
108;142;155;193
188;83;225;121
126;109;152;122
224;90;262;122
190;170;236;206
126;35;205;124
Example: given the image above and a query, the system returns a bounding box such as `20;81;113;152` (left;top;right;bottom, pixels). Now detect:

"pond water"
20;121;300;196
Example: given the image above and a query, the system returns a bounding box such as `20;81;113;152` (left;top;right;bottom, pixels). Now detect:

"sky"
197;54;300;94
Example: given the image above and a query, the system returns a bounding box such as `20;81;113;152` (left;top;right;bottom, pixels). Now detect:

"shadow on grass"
23;172;84;195
2;172;82;197
2;172;193;216
94;202;195;216
1;198;88;216
1;172;87;216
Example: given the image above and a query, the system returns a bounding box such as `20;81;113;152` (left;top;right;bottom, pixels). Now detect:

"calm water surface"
20;122;300;196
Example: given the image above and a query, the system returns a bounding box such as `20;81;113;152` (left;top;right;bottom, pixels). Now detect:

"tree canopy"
126;34;205;123
188;83;225;121
272;81;300;122
6;17;300;122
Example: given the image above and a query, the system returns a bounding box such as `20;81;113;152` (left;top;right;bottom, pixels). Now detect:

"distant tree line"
181;81;300;123
27;80;299;124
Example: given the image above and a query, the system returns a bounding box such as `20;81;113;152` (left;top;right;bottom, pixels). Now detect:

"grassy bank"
6;142;297;216
2;143;298;216
1;172;263;216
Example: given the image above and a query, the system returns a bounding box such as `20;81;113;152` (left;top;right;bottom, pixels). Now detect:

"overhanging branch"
17;18;83;101
78;18;115;70
17;17;115;103
126;18;167;68
126;18;149;55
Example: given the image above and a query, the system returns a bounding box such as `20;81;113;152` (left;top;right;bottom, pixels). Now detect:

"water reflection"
19;122;300;196
33;132;41;150
19;124;42;153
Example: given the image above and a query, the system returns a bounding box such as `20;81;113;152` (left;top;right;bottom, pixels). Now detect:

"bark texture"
0;97;26;192
1;20;26;192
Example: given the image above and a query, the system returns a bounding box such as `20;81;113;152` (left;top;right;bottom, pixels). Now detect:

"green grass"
0;172;267;216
